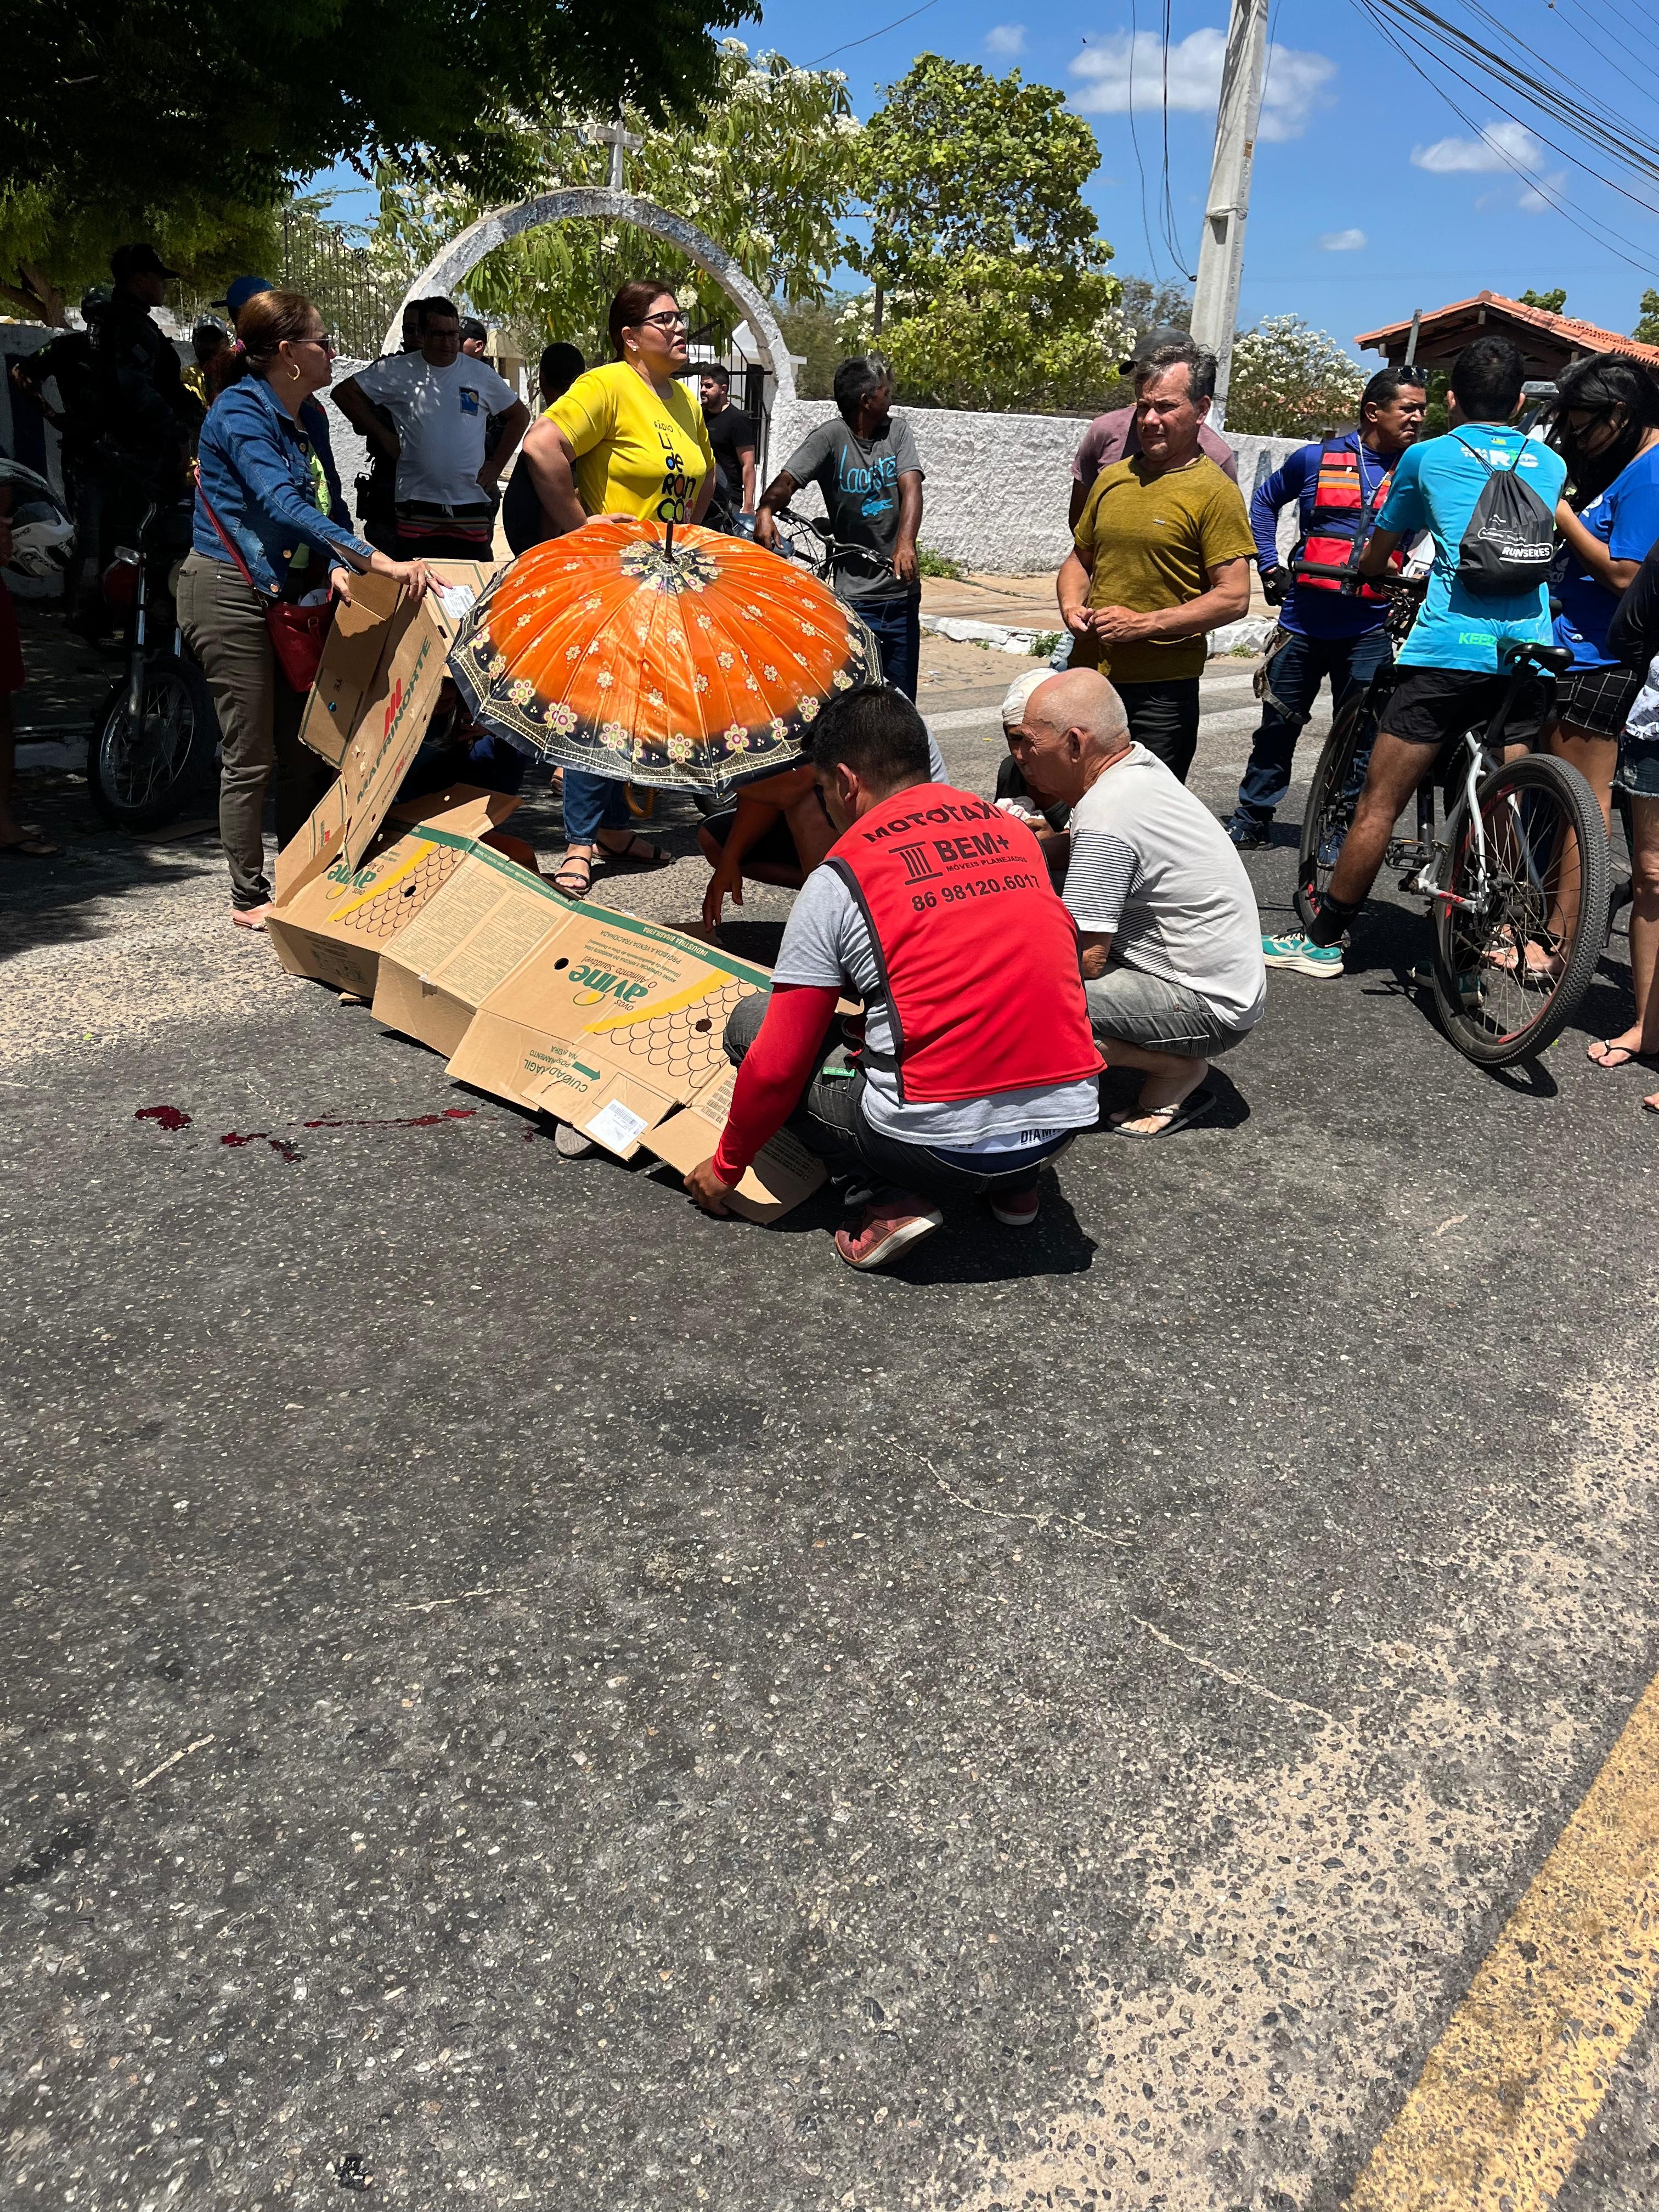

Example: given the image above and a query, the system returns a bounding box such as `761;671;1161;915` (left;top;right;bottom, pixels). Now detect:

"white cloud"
1318;227;1367;251
1517;170;1567;214
1410;120;1544;174
1069;26;1336;142
985;22;1026;55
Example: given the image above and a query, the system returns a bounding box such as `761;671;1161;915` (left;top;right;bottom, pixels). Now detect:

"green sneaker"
1262;929;1344;978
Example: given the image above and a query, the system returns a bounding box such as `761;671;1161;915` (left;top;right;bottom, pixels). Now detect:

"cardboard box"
266;785;523;1001
298;560;496;870
640;1061;827;1222
445;907;772;1160
370;836;572;1059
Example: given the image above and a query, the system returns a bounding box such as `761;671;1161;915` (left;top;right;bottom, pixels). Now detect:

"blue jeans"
856;592;922;699
1234;626;1393;826
562;770;631;843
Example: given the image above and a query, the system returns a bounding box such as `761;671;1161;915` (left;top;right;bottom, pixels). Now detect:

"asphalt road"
3;623;1657;2210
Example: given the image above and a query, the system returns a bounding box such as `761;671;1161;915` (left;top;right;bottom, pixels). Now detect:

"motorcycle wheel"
87;653;219;832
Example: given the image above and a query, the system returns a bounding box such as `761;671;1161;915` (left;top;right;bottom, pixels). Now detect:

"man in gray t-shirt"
756;353;926;697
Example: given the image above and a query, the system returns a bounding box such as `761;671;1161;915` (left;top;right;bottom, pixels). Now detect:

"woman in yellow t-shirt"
516;280;716;902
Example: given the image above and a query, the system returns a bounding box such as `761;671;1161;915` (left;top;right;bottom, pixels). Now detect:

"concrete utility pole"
1188;0;1270;430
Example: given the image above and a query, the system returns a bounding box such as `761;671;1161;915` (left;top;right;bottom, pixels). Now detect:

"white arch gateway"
383;186;797;410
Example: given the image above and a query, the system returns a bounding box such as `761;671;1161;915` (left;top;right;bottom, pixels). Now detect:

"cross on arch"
589;111;644;191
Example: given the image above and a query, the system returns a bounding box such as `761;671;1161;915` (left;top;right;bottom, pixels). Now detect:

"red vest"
825;783;1102;1105
1295;441;1400;600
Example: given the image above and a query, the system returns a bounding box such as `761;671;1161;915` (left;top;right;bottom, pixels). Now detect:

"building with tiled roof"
1355;292;1659;381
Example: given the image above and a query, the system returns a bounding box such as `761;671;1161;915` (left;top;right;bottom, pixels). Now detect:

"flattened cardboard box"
640;1060;826;1222
298;560;496;871
266;786;522;1001
445;907;772;1161
370;833;572;1059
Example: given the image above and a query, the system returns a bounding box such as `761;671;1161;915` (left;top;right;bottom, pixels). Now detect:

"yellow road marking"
1350;1669;1659;2210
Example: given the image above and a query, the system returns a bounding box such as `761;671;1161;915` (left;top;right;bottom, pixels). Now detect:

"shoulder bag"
196;476;336;694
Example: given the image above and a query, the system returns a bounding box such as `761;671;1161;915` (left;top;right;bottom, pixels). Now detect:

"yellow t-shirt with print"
548;361;714;526
1072;454;1256;684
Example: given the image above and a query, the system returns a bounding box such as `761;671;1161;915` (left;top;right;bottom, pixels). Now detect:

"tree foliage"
1520;287;1567;314
1635;289;1659;346
844;57;1122;414
1226;314;1367;438
6;0;747;315
370;47;859;363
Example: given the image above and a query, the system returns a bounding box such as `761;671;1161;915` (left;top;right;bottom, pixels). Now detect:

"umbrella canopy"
448;517;885;795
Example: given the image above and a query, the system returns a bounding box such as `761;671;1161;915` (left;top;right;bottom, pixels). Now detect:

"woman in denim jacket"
178;290;431;928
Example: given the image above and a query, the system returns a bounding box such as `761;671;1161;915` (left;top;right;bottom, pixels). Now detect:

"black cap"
1119;321;1193;376
111;242;181;284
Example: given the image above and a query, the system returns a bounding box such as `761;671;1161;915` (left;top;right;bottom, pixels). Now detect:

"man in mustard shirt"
1057;340;1255;782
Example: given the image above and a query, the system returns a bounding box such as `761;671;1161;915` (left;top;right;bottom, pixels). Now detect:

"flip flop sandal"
1588;1039;1657;1071
0;837;58;859
596;836;673;872
1106;1087;1217;1139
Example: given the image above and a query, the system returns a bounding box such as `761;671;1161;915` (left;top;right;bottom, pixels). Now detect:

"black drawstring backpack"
1452;433;1556;596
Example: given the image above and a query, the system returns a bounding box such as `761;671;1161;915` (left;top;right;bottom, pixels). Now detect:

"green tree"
1226;314;1366;438
370;47;859;363
775;295;862;400
844;55;1122;413
1520;287;1567;313
1635;289;1659;345
7;0;748;317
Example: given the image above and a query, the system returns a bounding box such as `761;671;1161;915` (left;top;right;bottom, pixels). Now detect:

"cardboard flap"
641;1063;827;1222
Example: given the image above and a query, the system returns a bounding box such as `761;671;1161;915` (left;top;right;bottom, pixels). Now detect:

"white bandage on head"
1000;664;1056;730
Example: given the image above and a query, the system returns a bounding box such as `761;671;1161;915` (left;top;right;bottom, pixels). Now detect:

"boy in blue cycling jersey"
1262;335;1567;976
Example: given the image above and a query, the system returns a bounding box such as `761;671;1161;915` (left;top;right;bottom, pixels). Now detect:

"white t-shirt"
351;352;518;507
1062;743;1267;1026
772;837;1099;1149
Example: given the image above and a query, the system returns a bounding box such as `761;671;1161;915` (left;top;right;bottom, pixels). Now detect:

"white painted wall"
768;397;1305;575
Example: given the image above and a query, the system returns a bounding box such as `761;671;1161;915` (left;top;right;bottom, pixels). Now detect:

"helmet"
0;460;76;580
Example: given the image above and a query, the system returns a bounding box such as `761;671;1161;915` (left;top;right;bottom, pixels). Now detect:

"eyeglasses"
637;309;690;331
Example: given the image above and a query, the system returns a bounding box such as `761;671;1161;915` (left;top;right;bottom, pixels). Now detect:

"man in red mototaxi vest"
686;686;1103;1272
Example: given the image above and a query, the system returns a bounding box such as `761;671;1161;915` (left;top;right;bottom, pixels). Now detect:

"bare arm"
1556;501;1641;594
702;769;817;926
893;470;922;586
332;377;400;461
1077;928;1114;981
479;400;531;491
1088;555;1251;647
1058;549;1094;636
753;467;799;551
738;442;757;511
516;414;588;538
1068;479;1089;533
1357;523;1405;581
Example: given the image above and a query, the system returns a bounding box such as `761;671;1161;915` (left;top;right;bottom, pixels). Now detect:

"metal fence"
278;207;407;362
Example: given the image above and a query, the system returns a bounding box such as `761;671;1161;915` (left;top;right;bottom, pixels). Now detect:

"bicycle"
766;506;894;588
87;486;219;831
1296;599;1609;1066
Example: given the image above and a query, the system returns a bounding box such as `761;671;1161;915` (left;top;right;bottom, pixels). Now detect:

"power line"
808;0;940;68
1158;0;1197;277
1122;0;1168;283
1347;0;1659;270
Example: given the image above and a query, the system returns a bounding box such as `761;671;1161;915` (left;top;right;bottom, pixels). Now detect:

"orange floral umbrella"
449;516;884;795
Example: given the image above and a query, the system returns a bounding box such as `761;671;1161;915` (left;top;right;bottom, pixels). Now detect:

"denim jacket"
193;374;374;596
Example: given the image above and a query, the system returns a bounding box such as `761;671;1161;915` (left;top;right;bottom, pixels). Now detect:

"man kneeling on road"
1008;669;1266;1136
684;687;1103;1271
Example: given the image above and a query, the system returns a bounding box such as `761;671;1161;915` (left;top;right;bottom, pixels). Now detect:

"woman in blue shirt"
1548;356;1659;864
178;290;431;928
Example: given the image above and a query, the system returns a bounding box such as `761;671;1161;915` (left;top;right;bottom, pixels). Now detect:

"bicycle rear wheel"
1295;693;1375;930
1430;753;1610;1066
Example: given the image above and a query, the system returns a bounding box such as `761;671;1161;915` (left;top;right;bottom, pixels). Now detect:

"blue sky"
311;0;1659;359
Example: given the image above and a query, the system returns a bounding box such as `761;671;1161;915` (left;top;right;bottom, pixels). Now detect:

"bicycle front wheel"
1430;753;1610;1066
1295;692;1375;930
